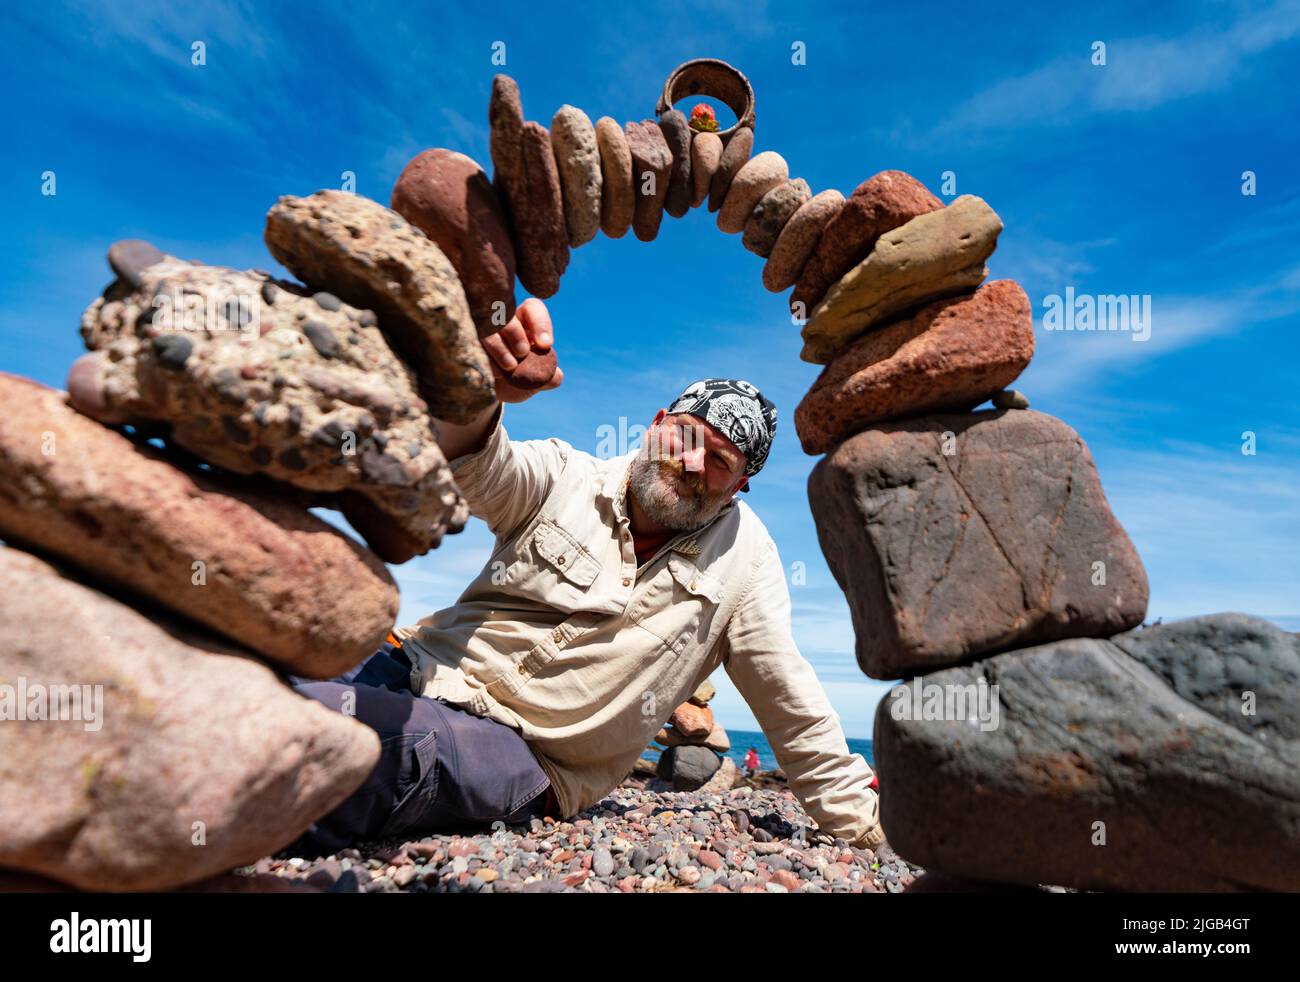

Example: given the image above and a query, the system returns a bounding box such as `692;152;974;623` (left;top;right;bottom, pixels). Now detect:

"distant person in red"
743;747;760;778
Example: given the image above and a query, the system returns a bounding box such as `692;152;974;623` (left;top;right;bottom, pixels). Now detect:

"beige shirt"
397;406;883;848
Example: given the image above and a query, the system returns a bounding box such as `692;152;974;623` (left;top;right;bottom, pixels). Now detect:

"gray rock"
876;614;1300;892
809;408;1149;678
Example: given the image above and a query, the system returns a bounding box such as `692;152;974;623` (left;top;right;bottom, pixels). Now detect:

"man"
287;297;884;854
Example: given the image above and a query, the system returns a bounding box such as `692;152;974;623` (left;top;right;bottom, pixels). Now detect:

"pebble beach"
248;773;925;894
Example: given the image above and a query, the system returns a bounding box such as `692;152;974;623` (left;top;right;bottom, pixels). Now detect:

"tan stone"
595;116;634;238
795;281;1035;453
763;189;845;292
800;195;1003;364
690;678;716;705
690;131;723;208
718;151;788;234
550;105;602;247
708;126;753;212
0;548;380;891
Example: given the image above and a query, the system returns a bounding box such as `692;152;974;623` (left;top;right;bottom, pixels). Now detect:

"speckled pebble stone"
263;189;494;424
76;248;467;562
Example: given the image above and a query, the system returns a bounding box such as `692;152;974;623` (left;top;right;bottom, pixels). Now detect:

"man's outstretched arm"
430;298;566;541
432;297;563;460
721;538;885;850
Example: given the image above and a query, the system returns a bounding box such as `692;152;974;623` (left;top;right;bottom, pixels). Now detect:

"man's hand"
482;298;563;404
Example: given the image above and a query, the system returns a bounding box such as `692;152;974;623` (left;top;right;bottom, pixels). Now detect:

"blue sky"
2;1;1297;739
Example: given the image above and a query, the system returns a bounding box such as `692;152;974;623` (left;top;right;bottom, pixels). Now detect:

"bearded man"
287;298;884;856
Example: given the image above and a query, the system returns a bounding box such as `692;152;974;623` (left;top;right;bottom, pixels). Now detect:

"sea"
643;727;874;772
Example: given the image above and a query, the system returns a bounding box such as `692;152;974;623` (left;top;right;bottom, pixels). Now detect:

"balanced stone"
795;281;1035;453
718;151;788;234
690;131;722;208
0;548;380;892
708;125;753;212
625;120;673;242
763;189;845;292
390;148;517;338
800;194;1003;364
792;171;943;316
992;389;1030;409
0;373;398;675
875;614;1300;892
264;189;494;422
809;408;1149;678
658;109;693;219
75;249;467;563
742;177;811;258
550;105;602;247
487;75;569;298
595;116;634;239
669;701;713;739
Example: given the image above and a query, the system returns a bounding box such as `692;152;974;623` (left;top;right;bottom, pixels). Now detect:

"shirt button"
556;555;566;565
517;663;527;674
551;628;564;643
622;577;631;587
690;579;698;590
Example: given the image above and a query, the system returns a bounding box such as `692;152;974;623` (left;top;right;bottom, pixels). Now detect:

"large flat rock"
809;409;1148;678
0;548;380;891
0;373;397;676
875;614;1300;891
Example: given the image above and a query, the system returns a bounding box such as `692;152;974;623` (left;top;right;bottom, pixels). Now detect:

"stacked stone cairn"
0;143;573;886
390;67;1299;890
646;679;738;793
772;171;1297;891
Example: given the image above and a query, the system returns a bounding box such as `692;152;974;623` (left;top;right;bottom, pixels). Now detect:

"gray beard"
627;448;731;532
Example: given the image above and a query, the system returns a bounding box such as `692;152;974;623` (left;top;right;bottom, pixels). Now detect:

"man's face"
627;410;748;531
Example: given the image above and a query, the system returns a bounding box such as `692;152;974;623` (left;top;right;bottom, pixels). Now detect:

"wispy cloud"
928;0;1300;138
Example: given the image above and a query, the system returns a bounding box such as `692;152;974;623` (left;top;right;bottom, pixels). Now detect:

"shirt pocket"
660;555;723;652
516;518;604;611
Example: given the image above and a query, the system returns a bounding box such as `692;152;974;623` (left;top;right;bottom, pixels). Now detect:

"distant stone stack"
650;680;737;793
0;182;540;890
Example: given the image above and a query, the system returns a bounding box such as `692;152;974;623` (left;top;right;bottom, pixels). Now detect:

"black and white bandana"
665;378;778;490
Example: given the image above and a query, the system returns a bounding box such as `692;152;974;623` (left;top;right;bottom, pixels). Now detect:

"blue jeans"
285;643;552;855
